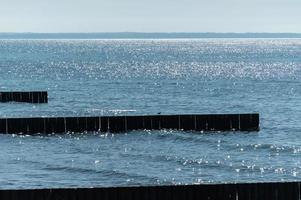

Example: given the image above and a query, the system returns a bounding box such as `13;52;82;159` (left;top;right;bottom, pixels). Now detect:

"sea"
0;37;301;189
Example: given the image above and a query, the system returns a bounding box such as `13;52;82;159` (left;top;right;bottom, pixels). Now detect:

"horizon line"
1;32;301;34
1;32;301;39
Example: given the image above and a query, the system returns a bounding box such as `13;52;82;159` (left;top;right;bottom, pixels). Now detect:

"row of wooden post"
0;114;259;134
0;91;48;103
0;182;298;200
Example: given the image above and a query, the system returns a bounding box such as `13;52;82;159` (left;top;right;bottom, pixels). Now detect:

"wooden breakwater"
0;182;299;200
0;91;48;103
0;114;259;134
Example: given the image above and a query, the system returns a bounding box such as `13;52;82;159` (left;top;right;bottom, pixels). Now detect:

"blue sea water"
0;38;301;189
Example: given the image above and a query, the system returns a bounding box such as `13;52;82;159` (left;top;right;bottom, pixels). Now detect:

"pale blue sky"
0;0;300;33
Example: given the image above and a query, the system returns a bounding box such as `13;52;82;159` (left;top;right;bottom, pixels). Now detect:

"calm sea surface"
0;39;301;189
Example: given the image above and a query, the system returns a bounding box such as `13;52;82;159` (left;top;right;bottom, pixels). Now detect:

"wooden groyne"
0;182;299;200
0;114;259;134
0;91;48;103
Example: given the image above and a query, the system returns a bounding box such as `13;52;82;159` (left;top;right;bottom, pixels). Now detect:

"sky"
0;0;300;33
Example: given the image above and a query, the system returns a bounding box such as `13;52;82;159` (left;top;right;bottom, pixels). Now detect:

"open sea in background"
0;38;301;189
